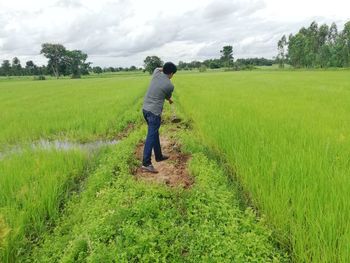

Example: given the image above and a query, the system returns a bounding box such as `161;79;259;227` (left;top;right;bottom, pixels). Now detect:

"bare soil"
134;136;193;189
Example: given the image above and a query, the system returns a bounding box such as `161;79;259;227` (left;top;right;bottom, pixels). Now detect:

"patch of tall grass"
0;149;88;261
0;76;147;148
175;70;350;262
0;75;147;261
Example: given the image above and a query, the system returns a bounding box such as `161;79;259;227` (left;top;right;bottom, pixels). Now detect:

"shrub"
33;75;46;80
199;65;207;72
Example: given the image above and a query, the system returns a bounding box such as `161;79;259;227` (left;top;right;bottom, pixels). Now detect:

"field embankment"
28;119;288;262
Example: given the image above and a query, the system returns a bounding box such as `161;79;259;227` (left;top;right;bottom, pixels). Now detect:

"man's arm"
165;84;174;103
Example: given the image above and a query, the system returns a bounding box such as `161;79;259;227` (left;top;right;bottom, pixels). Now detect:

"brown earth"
134;136;193;189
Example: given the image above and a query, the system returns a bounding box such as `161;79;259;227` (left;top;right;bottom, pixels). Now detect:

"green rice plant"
175;70;350;262
0;149;88;261
0;75;147;261
0;75;147;148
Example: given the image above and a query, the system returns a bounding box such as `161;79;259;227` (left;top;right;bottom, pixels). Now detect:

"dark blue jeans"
142;110;163;166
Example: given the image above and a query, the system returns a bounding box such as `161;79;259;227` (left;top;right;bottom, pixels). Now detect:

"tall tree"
327;23;340;67
277;35;287;68
283;20;350;68
144;56;163;74
65;50;89;78
40;43;67;78
307;21;319;67
328;23;338;44
11;57;22;76
288;33;307;67
342;21;350;66
25;60;38;75
220;45;234;67
1;60;11;76
318;24;329;47
317;24;330;67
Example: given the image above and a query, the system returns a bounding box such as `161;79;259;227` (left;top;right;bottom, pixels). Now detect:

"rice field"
1;70;349;262
0;75;147;261
175;70;350;262
0;76;147;147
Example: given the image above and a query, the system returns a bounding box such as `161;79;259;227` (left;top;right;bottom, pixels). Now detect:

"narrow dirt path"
134;136;194;188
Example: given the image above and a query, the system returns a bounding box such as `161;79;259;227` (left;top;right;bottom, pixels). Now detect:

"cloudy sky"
0;0;349;67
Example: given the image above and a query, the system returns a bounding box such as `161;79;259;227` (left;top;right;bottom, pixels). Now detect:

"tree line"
143;46;274;74
0;44;90;78
0;43;141;78
176;57;273;71
277;21;350;68
0;58;47;77
177;46;274;71
91;65;142;74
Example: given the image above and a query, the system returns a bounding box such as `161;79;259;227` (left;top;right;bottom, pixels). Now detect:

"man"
142;62;177;173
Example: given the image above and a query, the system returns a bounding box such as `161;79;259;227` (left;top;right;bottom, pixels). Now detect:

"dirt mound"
134;136;193;188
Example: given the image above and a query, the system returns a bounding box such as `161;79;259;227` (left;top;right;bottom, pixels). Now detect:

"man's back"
143;68;174;116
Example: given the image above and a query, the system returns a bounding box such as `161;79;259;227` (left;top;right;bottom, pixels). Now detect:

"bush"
226;64;257;71
199;65;207;72
33;75;46;80
71;74;81;79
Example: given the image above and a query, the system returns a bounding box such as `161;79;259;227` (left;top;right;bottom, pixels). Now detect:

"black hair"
163;62;177;75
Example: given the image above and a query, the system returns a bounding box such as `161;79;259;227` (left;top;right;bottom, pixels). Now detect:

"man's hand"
168;98;173;104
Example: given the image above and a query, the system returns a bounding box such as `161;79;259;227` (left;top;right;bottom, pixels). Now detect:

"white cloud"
0;0;349;67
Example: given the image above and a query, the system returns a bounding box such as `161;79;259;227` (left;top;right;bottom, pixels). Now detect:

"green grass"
0;149;88;261
28;126;287;262
0;75;147;261
0;76;146;148
2;70;348;262
175;70;350;262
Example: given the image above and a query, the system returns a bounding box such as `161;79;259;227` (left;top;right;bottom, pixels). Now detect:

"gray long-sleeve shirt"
142;68;174;116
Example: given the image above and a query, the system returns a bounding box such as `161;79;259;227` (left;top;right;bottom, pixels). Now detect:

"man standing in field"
142;62;177;173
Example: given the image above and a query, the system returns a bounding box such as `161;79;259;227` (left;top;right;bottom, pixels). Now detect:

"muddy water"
0;139;119;160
